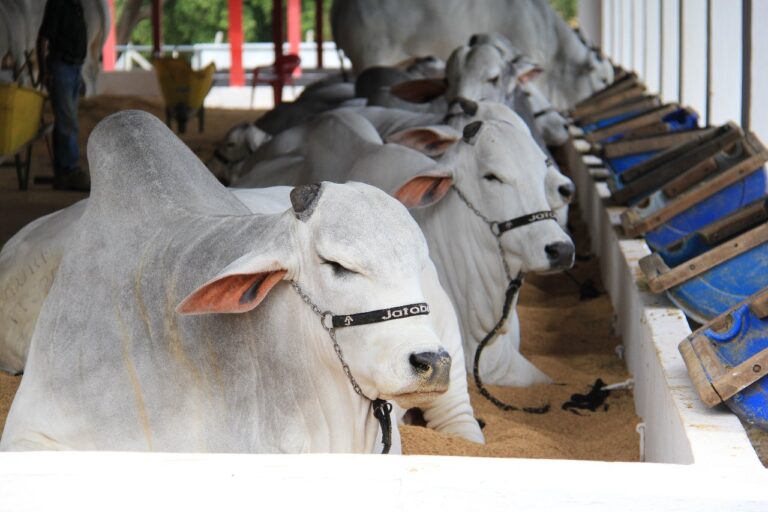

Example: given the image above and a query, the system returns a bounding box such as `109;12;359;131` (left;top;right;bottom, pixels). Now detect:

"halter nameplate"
331;303;430;329
495;210;557;235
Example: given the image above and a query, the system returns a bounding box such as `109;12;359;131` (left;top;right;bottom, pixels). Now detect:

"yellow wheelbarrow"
0;82;50;190
153;58;215;134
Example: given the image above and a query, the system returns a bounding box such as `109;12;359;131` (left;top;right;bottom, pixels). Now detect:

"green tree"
116;0;333;46
549;0;578;26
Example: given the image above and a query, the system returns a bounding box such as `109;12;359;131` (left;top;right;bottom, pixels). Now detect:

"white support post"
644;0;662;94
679;0;708;117
660;0;681;103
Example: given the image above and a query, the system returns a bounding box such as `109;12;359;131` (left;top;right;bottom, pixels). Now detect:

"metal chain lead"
290;280;367;400
452;186;549;414
451;185;512;281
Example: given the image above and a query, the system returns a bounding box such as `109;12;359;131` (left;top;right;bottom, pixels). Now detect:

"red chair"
251;54;301;107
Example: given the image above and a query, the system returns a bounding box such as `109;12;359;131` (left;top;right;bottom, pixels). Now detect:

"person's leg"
49;59;81;175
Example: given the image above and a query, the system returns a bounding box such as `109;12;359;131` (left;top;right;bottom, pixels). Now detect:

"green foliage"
116;0;333;45
549;0;578;25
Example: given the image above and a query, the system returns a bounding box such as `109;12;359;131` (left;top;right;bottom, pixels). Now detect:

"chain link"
290;280;368;400
451;185;512;281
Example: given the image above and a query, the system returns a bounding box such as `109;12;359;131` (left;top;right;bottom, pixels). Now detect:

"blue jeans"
49;59;82;175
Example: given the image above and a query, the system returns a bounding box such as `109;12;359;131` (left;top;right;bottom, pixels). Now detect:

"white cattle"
331;0;612;108
0;0;108;95
0;110;470;452
0;170;483;445
234;109;574;386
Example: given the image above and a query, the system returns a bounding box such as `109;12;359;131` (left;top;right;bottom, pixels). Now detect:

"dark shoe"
53;169;91;192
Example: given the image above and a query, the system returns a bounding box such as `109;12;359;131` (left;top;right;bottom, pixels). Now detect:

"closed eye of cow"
483;173;503;183
321;257;356;276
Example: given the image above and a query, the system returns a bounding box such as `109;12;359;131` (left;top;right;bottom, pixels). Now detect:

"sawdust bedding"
0;96;640;460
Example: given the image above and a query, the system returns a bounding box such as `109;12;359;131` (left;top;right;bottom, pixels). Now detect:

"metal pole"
151;0;162;58
741;0;752;129
316;0;324;69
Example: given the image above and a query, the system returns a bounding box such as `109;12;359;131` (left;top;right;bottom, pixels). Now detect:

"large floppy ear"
390;78;448;103
394;169;454;209
176;254;288;315
516;64;543;85
385;126;460;157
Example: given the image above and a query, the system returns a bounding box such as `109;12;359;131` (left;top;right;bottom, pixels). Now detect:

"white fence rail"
114;42;350;71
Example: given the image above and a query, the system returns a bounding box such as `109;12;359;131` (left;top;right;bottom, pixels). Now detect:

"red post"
315;0;323;68
272;0;284;104
103;0;117;71
228;0;245;86
287;0;301;76
151;0;162;57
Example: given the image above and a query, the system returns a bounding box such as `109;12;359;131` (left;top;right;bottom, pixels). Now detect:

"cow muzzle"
409;349;451;390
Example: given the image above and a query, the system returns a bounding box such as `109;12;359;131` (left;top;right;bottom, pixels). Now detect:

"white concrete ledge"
1;141;767;511
570;138;764;470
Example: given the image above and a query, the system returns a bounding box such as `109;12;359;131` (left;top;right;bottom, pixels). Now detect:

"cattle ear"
385;126;460;157
177;257;288;315
516;64;543;85
394;170;454;209
390;78;448;103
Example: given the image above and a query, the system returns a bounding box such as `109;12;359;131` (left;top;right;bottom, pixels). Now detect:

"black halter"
452;185;551;414
292;281;432;454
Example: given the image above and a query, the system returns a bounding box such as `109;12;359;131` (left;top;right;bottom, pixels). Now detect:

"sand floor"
0;95;641;460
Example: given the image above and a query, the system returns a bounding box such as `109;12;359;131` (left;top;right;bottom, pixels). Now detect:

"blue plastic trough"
679;289;768;430
598;108;699;145
664;240;768;323
644;167;768;251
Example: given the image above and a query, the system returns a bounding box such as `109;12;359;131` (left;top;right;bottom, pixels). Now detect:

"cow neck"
288;280;435;455
414;189;549;414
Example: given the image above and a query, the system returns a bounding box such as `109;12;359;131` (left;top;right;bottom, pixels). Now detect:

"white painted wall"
644;0;661;94
709;0;742;125
751;0;768;141
660;0;681;103
679;0;708;118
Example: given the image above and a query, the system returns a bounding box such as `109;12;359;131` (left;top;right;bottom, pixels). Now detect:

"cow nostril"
409;352;433;374
545;242;576;268
558;183;575;199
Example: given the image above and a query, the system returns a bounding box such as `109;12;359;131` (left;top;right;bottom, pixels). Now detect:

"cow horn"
457;97;478;116
462;121;483;144
290;183;323;221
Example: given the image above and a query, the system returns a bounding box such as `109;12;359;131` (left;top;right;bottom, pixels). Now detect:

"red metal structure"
102;0;117;71
228;0;245;86
141;0;326;100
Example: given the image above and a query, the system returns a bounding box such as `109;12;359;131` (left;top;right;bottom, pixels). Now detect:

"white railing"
114;42;350;71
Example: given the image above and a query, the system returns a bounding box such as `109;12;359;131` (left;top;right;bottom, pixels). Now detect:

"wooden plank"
611;125;745;205
749;288;768;319
572;73;639;111
584;104;678;143
619;122;742;184
642;223;768;293
699;199;768;245
621;140;768;237
576;95;661;126
571;84;648;119
602;128;715;159
711;345;768;403
679;335;727;407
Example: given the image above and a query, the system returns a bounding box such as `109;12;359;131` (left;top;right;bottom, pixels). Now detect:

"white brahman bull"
0;110;476;452
331;0;612;108
0;0;107;95
234;109;574;386
0;114;483;448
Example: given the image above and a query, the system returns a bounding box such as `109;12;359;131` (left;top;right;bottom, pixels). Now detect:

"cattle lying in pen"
0;184;485;445
0;110;487;452
233;109;575;387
